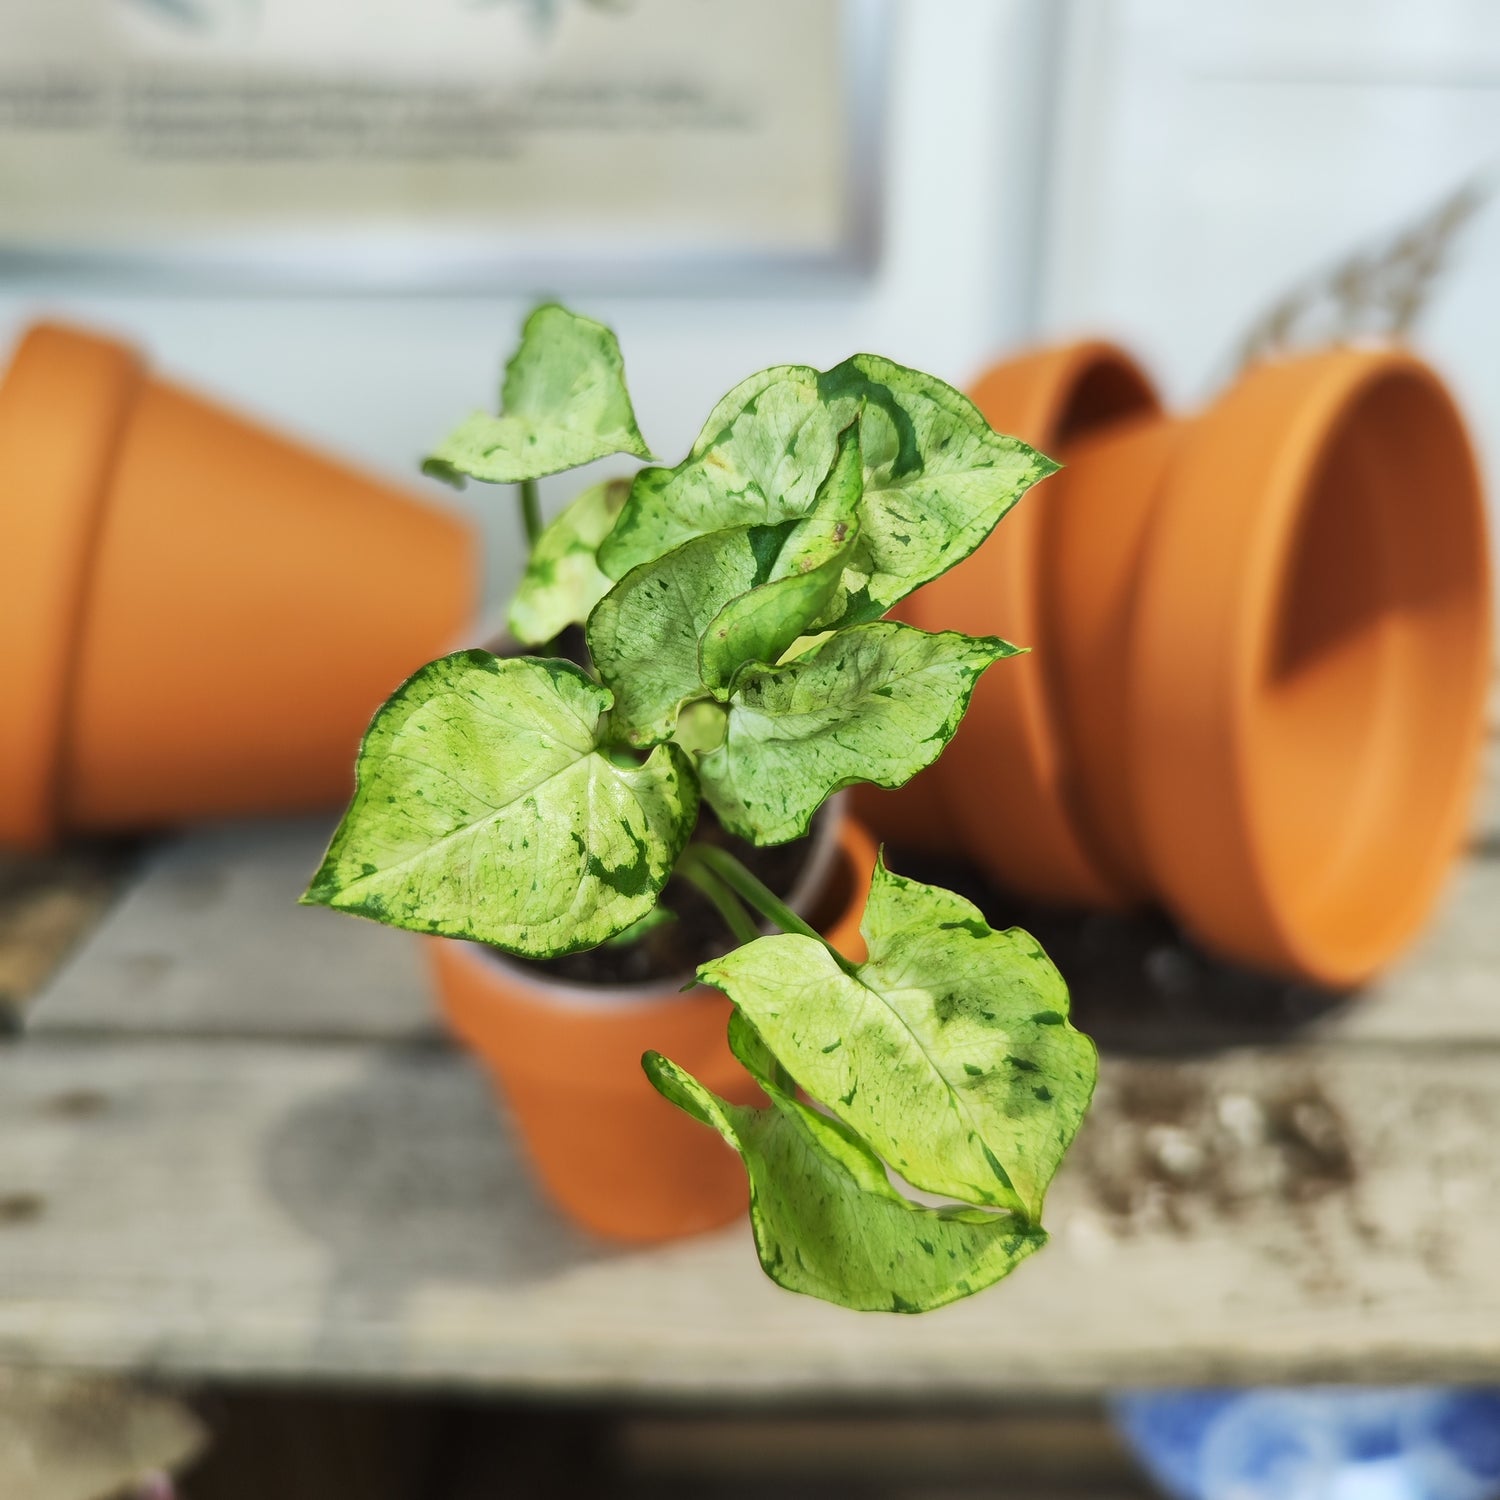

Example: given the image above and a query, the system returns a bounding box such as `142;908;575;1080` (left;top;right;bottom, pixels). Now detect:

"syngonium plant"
303;303;1097;1313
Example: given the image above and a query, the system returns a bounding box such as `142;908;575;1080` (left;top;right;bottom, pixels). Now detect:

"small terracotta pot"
877;341;1492;988
428;815;879;1243
0;322;478;851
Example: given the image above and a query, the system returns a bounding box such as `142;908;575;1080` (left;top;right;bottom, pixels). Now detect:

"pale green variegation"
509;478;631;645
697;422;863;692
586;528;766;748
698;623;1016;845
301;651;696;958
587;462;865;750
698;858;1098;1220
643;1015;1047;1312
424;304;652;486
601;364;819;574
598;355;1056;626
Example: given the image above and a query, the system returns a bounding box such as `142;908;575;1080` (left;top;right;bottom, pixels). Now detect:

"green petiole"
676;849;761;948
519;476;543;549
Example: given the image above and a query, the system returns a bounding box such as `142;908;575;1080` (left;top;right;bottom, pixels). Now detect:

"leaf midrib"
826;947;1031;1218
338;744;635;896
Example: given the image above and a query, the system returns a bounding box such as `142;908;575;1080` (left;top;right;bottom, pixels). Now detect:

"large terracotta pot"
870;342;1492;988
428;815;879;1243
0;322;477;851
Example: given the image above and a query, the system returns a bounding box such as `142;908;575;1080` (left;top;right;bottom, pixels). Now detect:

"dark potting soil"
509;805;822;988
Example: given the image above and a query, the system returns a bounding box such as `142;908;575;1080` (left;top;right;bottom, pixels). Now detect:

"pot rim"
0;323;144;851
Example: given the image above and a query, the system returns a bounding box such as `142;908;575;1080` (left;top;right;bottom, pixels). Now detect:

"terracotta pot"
0;322;478;851
428;814;880;1243
883;341;1492;988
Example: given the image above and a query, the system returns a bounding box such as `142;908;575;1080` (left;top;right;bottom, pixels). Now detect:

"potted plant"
302;304;1098;1313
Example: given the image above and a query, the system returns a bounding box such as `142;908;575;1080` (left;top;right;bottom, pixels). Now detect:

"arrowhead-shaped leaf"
301;651;696;957
698;622;1016;845
508;478;631;645
698;857;1097;1220
642;1034;1047;1313
598;355;1055;624
425;303;652;486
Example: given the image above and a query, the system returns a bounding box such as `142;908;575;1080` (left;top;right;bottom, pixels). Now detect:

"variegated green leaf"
642;1031;1046;1313
587;482;863;750
698;422;863;691
424;303;652;486
601;364;819;572
301;651;696;958
598;355;1055;624
586;529;765;749
698;623;1016;845
698;857;1097;1220
508;478;631;645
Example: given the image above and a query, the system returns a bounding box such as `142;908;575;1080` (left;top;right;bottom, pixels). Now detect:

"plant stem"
677;853;762;948
695;844;824;944
519;477;543;550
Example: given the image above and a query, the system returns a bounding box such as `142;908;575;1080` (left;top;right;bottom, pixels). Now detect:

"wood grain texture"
0;1036;1497;1395
0;845;133;1028
30;818;434;1042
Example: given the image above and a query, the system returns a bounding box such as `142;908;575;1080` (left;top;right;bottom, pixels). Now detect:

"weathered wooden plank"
31;744;1500;1050
30;819;434;1042
0;844;134;1030
0;1036;1497;1396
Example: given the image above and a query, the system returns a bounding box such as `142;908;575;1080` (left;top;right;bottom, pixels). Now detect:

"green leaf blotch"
642;1048;1046;1314
509;477;632;645
600;355;1056;623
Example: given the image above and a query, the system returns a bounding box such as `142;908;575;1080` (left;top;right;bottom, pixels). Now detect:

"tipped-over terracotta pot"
866;341;1492;988
428;814;879;1243
0;322;478;851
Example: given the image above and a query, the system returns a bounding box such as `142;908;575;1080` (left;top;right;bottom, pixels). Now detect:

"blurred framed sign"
0;0;886;288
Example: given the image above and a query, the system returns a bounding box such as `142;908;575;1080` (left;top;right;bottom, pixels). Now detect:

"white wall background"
8;0;1497;600
1038;0;1500;579
0;0;1056;607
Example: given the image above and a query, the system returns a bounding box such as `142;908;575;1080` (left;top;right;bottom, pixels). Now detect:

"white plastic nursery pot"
426;815;880;1243
864;340;1493;988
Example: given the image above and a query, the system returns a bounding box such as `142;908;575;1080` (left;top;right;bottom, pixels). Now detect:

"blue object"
1110;1388;1500;1500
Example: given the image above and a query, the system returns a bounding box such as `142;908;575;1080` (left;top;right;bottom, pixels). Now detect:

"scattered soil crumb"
1074;1065;1362;1239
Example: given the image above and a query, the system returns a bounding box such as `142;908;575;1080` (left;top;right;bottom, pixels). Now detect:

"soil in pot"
509;801;836;988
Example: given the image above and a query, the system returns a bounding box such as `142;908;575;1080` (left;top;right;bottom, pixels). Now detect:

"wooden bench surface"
0;729;1494;1398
